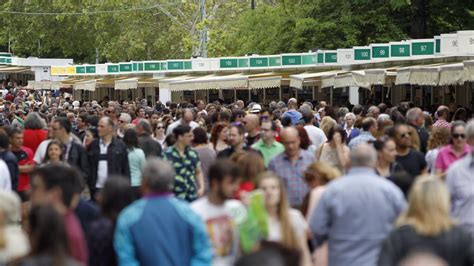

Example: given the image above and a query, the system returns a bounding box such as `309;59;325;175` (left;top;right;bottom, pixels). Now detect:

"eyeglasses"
156;126;164;130
400;132;412;138
118;120;126;124
452;133;465;139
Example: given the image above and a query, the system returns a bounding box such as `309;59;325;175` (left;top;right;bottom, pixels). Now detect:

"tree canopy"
0;0;472;63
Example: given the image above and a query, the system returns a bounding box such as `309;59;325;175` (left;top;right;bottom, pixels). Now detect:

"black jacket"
67;140;89;186
138;134;162;158
87;138;130;193
409;123;429;154
378;225;474;266
0;151;19;190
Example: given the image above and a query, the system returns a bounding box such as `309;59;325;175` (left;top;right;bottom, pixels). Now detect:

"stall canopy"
439;63;465;86
395;64;443;86
73;79;96;91
159;75;195;90
333;71;368;88
364;68;397;87
248;72;283;89
168;74;247;91
0;66;31;73
464;60;474;82
289;70;345;89
115;77;138;90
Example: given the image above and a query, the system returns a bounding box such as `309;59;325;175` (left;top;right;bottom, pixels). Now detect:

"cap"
250;104;262;114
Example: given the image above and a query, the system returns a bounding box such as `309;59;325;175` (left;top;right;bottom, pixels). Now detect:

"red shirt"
12;146;34;192
235;181;255;200
23;129;48;154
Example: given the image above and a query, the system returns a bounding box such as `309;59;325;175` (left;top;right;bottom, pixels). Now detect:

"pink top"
435;144;471;172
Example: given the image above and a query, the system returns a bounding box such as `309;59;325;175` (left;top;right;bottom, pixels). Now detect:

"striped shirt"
446;152;474;238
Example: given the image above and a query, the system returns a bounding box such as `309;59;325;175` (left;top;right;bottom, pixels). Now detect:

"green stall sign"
119;64;132;72
76;66;86;74
86;66;96;73
250;57;269;67
412;42;434;56
372;46;389;58
391;44;410;57
220;59;238;68
354;49;371;60
268;57;281;67
282;55;302;66
108;65;119;73
324;53;337;63
144;62;160;71
302;54;318;65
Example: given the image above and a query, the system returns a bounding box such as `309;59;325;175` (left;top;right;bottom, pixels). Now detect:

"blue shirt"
310;167;406;266
348;131;376;150
128;148;146;187
114;195;212;266
268;149;315;207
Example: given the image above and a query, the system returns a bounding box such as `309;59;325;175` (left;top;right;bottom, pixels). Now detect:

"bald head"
350;143;377;168
281;127;301;158
243;114;259;133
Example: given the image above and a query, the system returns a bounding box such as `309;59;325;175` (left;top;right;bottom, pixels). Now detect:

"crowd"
0;83;473;266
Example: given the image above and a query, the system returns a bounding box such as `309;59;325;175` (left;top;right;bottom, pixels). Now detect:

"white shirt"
0;160;11;191
166;119;199;136
34;139;52;164
96;139;110;188
304;125;328;149
191;198;246;266
268;208;307;242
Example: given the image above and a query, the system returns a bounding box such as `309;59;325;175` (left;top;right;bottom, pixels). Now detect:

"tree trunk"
410;0;428;38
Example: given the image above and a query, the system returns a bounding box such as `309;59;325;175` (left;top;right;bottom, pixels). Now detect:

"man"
252;120;284;167
268;127;314;207
191;160;246;265
114;158;212;265
406;107;429;153
75;112;88;141
7;127;34;201
195;99;206;114
348;117;377;149
366;105;380;119
446;119;474;239
166;108;199;135
0;129;18;190
136;119;162;158
87;116;130;199
433;105;451;129
310;143;406;266
302;112;327;149
117;113;132;139
387;123;427;194
217;124;250;158
282;99;302;126
343;112;359;144
30;165;88;264
164;125;205;202
243;114;260;146
52;117;89;183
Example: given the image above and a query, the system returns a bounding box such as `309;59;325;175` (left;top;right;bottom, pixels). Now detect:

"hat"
72;100;80;107
250;104;262;114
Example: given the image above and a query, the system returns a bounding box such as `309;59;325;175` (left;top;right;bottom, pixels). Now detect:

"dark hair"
208;159;241;185
78;112;88;123
0;129;10;149
28;205;70;266
173;124;192;137
165;133;176;147
137;120;152;135
44;140;64;163
87;115;99;127
302;112;314;124
296;125;312;150
86;126;99;139
281;116;292;127
327;126;347;143
31;165;82;207
192;127;208;145
54;117;72;134
210;123;228;149
235;241;301;266
385;123;407;139
352;105;363;115
361;117;377;131
219;111;231;122
229;124;245;136
4;125;22;138
101;177;133;224
123;128;139;150
373;136;394;151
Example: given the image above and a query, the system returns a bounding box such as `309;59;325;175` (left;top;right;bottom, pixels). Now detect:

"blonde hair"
304;161;341;184
427;127;451;150
257;172;299;249
320;116;337;137
234;151;265;184
408;126;420;151
396;176;455;236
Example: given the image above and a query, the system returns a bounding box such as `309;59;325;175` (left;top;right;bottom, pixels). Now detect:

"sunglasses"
400;132;412;138
119;120;126;123
156;126;164;130
452;133;465;139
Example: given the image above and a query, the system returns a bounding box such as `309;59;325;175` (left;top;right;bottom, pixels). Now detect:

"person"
42;140;66;165
406;107;429;153
7;127;34;201
0;191;29;263
29;165;88;264
376;114;394;138
435;121;471;174
302;162;340;266
52;117;89;183
191;160;245;265
135;119;162;158
22;112;47;154
87;116;130;199
83;126;98;148
348;117;377;149
153;121;166;147
114;158;212;265
386;124;427;193
302;111;327;150
252;120;284;167
0;159;11;190
75;113;88;141
243;114;260;146
378;176;474;266
316;127;350;174
310;143;406;266
164;125;205;202
166;108;199;135
18;206;80;266
132;107;146;125
433;105;451;129
342;112;359;144
122;128;146;196
282;99;302;126
425;127;451;173
87;178;134;266
268;127;315;208
217;124;250;158
257;171;311;266
116;113;132;139
234;241;301;266
231;151;265;200
192;127;216;190
0;129;18;191
319;116;337;137
210;123;229;152
445;119;474;240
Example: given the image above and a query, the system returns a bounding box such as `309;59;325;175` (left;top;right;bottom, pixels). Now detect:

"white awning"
169;74;247;91
115;78;138;90
74;79;96;91
439;63;465;85
395;67;411;85
395;64;441;86
321;74;337;88
364;69;396;86
249;76;281;89
159;75;196;90
464;60;474;82
289;70;344;89
333;71;369;88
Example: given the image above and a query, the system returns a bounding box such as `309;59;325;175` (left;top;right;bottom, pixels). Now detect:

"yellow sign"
51;66;68;76
67;67;76;75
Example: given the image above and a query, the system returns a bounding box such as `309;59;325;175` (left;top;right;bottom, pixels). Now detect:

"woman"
319;116;337;138
452;107;468;122
258;172;311;266
153;121;166;148
19;206;80;266
123;128;146;195
210;123;229;152
435;121;471;174
83;126;98;148
303;162;340;266
42;140;66;165
231;151;265;200
425;127;451;173
376;114;393;138
378;176;474;266
87;178;134;266
296;125;317;154
0;191;30;263
23;112;48;154
316;127;350;173
192;127;216;191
